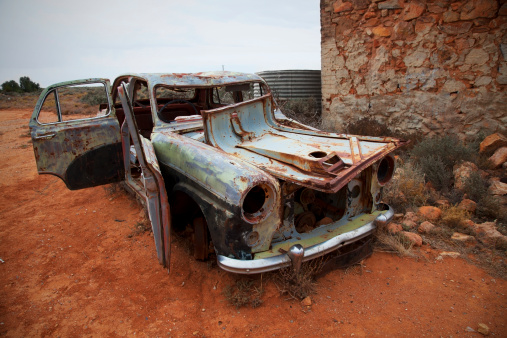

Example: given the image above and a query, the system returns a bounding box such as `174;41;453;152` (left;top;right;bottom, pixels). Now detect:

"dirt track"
1;110;506;336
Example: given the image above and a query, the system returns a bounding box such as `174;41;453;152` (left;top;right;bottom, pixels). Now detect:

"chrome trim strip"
217;204;394;274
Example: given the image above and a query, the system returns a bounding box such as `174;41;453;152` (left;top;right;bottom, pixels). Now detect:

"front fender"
151;131;281;258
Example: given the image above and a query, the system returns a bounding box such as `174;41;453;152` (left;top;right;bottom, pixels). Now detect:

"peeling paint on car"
29;71;405;274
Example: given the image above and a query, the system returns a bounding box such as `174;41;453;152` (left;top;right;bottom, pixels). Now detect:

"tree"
19;76;40;92
1;80;22;93
1;77;41;93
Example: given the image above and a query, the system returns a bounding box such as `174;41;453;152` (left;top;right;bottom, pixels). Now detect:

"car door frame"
117;81;171;271
29;78;124;190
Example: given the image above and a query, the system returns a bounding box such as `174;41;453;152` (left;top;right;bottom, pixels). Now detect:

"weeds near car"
274;259;323;300
104;182;127;198
374;226;417;257
279;97;322;129
127;221;151;238
383;161;429;213
345;116;391;137
222;278;264;309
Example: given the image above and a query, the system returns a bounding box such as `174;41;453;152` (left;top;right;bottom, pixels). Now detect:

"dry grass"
422;233;507;279
383;161;429;213
0;92;40;110
222;278;264;309
278;97;322;129
0;87;106;119
440;205;473;234
273;258;323;300
127;220;151;238
374;227;417;258
103;182;127;199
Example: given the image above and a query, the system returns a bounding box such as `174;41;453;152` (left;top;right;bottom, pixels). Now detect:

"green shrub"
417;155;453;191
463;172;488;202
476;195;507;222
410;135;474;190
80;87;106;106
19;76;40;92
2;77;40;93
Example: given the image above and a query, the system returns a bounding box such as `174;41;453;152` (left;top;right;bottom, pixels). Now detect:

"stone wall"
321;0;507;139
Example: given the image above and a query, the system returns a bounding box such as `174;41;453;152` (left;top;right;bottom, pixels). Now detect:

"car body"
29;71;406;274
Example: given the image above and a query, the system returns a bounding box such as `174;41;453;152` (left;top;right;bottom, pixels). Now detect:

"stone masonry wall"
321;0;507;139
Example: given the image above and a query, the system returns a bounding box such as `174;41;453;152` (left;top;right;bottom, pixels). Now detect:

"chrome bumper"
217;204;394;274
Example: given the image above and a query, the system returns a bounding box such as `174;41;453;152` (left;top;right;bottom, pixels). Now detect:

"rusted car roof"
116;71;264;88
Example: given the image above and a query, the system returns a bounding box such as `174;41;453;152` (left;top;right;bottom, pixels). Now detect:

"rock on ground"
451;232;475;243
418;221;435;234
418;206;442;222
402;220;418;230
388;222;403;234
453;162;478;190
477;322;490;335
489;147;507;169
438;251;461;259
301;296;312;306
475;222;507;249
488;180;507;196
402;231;423;246
480;133;507;154
403;212;419;223
458;199;476;213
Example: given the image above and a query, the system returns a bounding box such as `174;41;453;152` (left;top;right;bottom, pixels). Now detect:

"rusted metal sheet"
202;93;406;194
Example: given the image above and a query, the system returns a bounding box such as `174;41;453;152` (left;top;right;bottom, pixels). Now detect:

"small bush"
461;173;507;223
279;97;321;129
410;135;474;190
383;161;429;213
274;259;323;300
477;195;507;223
417;155;453;191
440;206;472;234
127;220;151;238
463;172;488;202
345;116;391;137
223;279;263;309
80;88;106;106
374;229;416;257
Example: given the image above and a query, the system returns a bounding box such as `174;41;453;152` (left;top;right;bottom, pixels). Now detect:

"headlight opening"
242;183;275;224
377;155;395;185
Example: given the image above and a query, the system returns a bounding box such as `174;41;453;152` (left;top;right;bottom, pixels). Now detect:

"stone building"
320;0;507;138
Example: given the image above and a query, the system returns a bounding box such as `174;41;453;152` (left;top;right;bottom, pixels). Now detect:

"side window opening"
114;80;154;139
37;82;110;124
211;82;265;106
154;86;199;123
38;91;59;124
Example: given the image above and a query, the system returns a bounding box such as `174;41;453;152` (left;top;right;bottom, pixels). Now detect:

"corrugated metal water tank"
256;70;321;101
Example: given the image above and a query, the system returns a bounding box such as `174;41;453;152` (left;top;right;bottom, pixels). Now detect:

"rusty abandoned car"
29;72;406;274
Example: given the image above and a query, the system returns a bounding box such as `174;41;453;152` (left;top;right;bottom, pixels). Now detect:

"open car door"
117;82;171;271
29;79;124;190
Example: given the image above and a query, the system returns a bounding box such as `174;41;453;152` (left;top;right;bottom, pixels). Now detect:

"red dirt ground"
1;109;506;337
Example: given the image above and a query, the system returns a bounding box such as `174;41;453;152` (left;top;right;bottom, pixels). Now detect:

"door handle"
33;133;56;140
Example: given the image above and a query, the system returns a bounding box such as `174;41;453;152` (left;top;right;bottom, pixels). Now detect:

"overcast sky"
0;0;321;87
